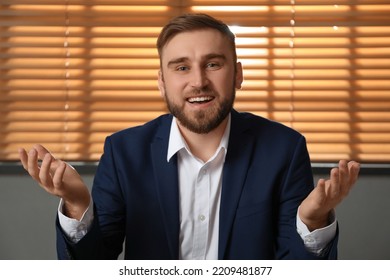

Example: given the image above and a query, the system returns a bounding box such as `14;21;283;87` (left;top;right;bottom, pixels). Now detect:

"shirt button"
199;214;206;221
305;237;314;244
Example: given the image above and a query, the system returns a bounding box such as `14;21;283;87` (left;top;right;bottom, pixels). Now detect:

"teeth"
188;96;213;103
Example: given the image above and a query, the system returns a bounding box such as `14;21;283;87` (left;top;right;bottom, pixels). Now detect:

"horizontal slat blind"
1;0;389;162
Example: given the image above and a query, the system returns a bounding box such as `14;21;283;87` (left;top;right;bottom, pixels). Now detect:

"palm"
19;144;90;220
299;160;360;231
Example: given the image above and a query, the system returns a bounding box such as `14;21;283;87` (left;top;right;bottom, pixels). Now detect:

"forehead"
160;29;234;64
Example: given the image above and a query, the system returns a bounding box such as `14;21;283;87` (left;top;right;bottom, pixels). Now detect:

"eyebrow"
166;53;227;68
167;57;188;68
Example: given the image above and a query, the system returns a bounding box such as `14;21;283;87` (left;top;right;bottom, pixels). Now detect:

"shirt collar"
167;113;231;162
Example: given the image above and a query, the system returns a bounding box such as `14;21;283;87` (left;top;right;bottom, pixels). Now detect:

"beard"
164;86;236;134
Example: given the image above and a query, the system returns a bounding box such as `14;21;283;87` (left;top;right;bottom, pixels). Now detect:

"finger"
53;161;67;190
39;153;54;190
348;161;360;186
34;144;53;160
34;144;60;171
27;148;41;182
338;160;349;196
328;167;340;197
18;148;28;170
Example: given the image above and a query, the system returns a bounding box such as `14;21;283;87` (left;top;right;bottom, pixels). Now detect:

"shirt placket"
192;164;210;259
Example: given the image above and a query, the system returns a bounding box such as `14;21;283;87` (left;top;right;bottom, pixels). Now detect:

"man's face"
158;29;243;134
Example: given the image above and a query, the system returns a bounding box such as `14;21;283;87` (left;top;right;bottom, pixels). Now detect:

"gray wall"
314;172;390;260
0;166;389;260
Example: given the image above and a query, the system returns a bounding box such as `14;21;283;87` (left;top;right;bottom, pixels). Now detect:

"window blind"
1;0;389;162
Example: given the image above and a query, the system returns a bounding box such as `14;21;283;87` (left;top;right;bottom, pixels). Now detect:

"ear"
157;70;166;98
235;62;243;89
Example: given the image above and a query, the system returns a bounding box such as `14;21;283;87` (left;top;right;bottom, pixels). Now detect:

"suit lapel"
218;111;255;259
151;115;180;259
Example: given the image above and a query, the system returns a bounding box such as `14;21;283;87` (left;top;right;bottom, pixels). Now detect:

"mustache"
186;86;216;96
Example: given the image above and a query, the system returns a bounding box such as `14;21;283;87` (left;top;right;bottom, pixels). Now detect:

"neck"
177;117;229;162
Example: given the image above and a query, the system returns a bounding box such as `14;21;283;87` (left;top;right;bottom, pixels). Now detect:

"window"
1;1;389;162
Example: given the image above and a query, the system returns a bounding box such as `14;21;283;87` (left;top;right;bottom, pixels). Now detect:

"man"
19;13;360;259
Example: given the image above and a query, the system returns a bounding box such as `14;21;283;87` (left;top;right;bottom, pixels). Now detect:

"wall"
0;166;389;260
314;171;390;260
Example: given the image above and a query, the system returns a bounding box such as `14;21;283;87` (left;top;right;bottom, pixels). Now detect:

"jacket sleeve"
275;135;338;259
56;136;126;260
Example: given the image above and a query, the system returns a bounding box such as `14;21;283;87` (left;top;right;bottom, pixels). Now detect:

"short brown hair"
157;13;237;63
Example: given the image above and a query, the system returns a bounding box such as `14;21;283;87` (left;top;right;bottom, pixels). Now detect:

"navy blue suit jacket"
56;110;338;259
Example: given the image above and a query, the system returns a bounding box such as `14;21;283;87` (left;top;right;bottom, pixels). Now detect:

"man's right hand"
19;144;90;220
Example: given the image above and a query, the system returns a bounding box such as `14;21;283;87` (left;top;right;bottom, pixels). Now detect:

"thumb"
303;178;326;210
312;178;327;203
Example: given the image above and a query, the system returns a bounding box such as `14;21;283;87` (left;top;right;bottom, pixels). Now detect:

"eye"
206;62;221;69
176;65;189;71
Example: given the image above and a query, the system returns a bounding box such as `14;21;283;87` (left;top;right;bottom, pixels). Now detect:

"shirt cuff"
58;198;94;243
296;209;337;255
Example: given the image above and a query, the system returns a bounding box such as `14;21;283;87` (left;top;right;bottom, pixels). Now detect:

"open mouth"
187;96;215;104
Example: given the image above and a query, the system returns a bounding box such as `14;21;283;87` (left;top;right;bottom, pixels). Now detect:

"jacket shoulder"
232;111;303;139
107;114;172;144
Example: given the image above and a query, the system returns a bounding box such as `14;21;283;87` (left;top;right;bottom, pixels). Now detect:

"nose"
190;66;209;89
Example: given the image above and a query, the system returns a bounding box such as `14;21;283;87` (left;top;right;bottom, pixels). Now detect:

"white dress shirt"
167;117;230;259
59;114;336;258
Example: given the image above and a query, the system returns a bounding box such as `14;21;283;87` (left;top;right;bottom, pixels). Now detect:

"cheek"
214;73;235;92
165;77;188;94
